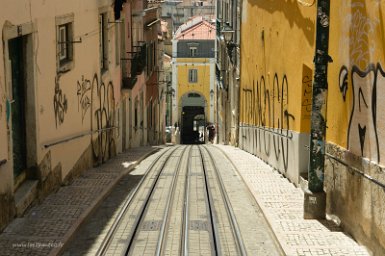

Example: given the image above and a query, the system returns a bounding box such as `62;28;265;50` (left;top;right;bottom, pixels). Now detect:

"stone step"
14;180;38;217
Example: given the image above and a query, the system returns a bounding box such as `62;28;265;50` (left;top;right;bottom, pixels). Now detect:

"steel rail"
198;146;221;256
181;146;193;256
201;145;248;256
155;146;192;255
95;146;179;256
212;145;286;255
126;146;189;255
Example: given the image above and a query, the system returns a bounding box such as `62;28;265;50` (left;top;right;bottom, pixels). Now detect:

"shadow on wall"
249;0;315;46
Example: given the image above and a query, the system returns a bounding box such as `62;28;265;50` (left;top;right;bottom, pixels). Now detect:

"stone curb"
50;147;162;256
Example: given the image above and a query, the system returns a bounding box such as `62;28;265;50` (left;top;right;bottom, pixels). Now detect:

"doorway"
8;36;28;180
181;106;205;144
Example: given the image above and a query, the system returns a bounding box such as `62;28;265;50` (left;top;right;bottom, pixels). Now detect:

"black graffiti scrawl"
53;76;68;128
90;74;116;163
249;73;295;171
77;75;91;122
340;63;385;163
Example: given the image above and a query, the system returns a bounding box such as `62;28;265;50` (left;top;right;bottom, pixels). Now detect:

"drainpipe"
304;0;332;219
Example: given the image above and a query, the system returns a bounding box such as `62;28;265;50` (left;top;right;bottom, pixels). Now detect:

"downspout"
304;0;332;219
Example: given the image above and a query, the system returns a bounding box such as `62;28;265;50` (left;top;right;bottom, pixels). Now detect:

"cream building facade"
0;0;163;230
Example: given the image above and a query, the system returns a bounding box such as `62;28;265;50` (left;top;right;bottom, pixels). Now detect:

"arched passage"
180;92;206;144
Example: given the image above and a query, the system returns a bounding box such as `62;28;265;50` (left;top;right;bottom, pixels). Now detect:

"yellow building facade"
325;1;385;254
176;58;213;115
240;0;316;184
172;17;216;144
240;0;385;253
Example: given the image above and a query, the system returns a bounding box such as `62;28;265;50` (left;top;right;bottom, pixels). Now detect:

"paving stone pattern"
0;146;162;256
215;145;371;256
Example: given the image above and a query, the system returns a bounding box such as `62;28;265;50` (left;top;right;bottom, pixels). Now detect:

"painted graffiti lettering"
53;76;68;128
340;63;385;163
340;2;379;70
302;75;312;114
77;76;91;122
339;66;348;101
90;74;116;163
244;73;294;171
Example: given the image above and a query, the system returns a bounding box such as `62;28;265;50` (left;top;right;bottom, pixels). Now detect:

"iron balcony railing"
121;43;147;90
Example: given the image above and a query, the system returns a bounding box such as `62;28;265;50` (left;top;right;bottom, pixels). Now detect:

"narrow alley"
0;145;370;255
1;0;385;255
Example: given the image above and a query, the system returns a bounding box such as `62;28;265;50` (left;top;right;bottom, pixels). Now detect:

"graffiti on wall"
77;76;91;122
339;63;385;163
53;76;68;128
340;1;379;70
301;65;313;134
90;74;116;163
244;73;295;171
339;66;349;101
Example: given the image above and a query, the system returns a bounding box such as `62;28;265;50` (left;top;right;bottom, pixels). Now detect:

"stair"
14;180;38;217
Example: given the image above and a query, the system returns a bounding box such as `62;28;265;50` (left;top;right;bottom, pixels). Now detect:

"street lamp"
221;25;234;42
221;25;238;52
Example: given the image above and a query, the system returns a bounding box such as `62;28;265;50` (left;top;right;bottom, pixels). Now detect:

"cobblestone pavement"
0;146;162;256
215;145;371;256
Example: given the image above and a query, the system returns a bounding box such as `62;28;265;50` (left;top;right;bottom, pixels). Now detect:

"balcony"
121;44;147;90
122;76;138;90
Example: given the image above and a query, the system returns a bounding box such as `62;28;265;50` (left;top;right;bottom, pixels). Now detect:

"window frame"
99;12;109;73
190;47;197;57
56;13;74;73
188;69;198;83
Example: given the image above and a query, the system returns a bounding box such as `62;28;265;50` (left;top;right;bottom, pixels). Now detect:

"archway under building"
180;92;206;144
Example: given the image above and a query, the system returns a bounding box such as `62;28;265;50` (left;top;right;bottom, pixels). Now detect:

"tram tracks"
96;145;252;256
96;145;182;255
198;146;247;256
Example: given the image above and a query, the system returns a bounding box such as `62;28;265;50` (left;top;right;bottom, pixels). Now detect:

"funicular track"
197;146;247;256
96;145;248;256
96;145;185;255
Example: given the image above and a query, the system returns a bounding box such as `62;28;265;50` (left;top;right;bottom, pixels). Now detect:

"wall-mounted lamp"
210;89;214;99
221;25;239;54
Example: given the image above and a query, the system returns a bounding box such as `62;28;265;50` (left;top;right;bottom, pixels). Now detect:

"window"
188;69;198;83
58;25;68;61
135;99;138;128
56;14;74;72
190;47;197;57
99;13;108;72
115;20;121;66
147;42;156;74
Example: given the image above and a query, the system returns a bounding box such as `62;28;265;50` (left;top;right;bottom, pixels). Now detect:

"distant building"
161;0;215;56
172;17;216;144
